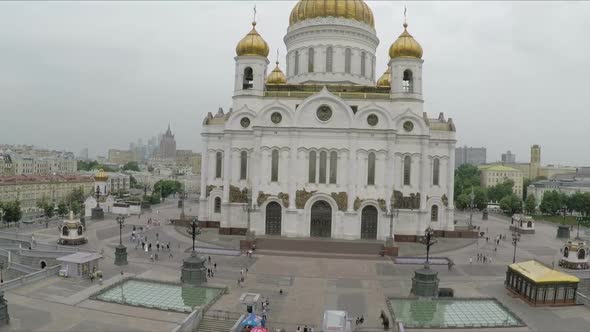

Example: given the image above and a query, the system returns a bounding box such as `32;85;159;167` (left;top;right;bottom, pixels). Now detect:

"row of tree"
539;190;590;216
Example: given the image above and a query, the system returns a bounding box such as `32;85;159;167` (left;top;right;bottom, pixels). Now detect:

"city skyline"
1;1;589;165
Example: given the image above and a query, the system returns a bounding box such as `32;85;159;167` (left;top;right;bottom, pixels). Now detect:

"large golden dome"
266;62;287;85
289;0;375;28
236;22;269;57
389;23;423;59
94;169;108;182
376;67;391;87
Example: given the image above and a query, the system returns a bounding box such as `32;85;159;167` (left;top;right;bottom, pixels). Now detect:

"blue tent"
240;313;262;327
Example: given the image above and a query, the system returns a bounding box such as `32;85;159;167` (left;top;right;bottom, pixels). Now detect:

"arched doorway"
361;206;378;239
310;200;332;238
265;202;282;235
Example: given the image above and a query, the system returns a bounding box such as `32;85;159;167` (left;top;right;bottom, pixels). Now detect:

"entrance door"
310;200;332;238
265;202;282;235
361;205;378;239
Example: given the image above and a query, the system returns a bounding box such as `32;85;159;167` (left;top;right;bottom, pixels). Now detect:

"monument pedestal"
181;252;207;286
557;225;570;239
91;207;104;221
411;265;439;297
0;291;9;325
383;238;399;257
114;245;128;266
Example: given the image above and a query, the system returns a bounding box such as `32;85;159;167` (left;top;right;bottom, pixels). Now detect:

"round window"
367;114;379;126
317;105;332;121
403;121;414;132
240;117;250;128
271;112;282;124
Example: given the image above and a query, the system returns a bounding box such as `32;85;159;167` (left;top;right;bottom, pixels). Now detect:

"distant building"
0;175;94;213
493;145;575;180
0;154;13;176
479;164;524;198
107;149;137;165
501;151;516;164
78;148;89;161
528;167;590;206
158;125;177;160
0;145;77;176
455;146;487;168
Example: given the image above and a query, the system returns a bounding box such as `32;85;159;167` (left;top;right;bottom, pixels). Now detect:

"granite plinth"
91;207;104;221
557;225;570;239
411;265;440;297
114;244;128;266
181;252;207;286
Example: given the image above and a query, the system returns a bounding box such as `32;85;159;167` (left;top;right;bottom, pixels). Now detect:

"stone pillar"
114;244;128;266
346;133;358;212
199;139;209;200
447;144;455;209
288;132;298;209
222;136;232;203
181;252;207;286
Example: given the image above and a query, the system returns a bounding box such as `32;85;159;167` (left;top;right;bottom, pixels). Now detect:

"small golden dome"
94;169;108;182
236;22;269;57
266;62;287;85
290;0;374;28
389;23;423;59
376;67;391;87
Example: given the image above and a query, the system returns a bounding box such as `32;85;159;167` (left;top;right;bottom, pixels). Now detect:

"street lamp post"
469;187;475;229
421;227;437;265
114;214;128;265
243;185;257;241
386;203;399;248
512;231;521;263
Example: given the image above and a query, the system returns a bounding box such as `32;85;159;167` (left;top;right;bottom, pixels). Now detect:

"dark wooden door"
265;202;282;235
361;205;378;239
310;200;332;238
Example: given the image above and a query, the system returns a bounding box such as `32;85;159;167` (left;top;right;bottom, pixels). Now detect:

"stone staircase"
196;317;236;332
255;237;384;255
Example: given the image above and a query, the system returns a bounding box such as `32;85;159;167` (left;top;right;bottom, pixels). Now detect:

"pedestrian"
167;243;170;251
240;269;243;276
148;243;152;251
214;262;217;271
150;254;154;262
156;243;160;251
169;252;173;259
483;256;487;263
304;325;308;332
245;268;248;277
469;257;473;264
310;327;314;332
279;289;283;295
155;253;158;261
489;257;492;264
360;315;364;324
207;269;211;277
356;317;360;326
237;279;241;287
208;256;211;264
156;232;159;240
297;326;301;332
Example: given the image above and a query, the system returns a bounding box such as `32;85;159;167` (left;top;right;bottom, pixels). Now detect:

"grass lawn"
532;214;577;225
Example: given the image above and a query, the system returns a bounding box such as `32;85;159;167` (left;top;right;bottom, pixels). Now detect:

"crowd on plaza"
470;233;507;264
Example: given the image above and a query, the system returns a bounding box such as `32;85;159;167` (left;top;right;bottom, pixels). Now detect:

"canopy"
509;260;580;283
250;327;268;332
240;313;262;327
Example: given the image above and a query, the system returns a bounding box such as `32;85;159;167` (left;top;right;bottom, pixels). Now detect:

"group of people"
295;325;314;332
237;266;249;287
355;315;365;326
471;253;493;264
207;256;217;278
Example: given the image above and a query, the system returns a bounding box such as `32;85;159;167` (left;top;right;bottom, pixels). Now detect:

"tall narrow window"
431;205;438;222
240;151;248;180
402;69;413;93
243;67;253;89
360;52;366;77
308;47;314;73
308;151;317;183
403;155;411;186
294;51;299;75
215;152;222;178
214;197;221;213
326;46;333;72
367;152;375;185
319;151;327;184
344;48;352;73
329;151;337;184
271;150;279;182
432;158;440;186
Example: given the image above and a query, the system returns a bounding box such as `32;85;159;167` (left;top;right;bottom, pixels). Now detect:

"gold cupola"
266;61;287;85
389;23;423;59
289;0;375;28
236;22;270;57
94;169;108;182
376;67;391;87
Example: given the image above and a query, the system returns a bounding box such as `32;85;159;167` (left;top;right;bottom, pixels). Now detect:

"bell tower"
234;19;270;97
388;22;424;102
530;145;541;179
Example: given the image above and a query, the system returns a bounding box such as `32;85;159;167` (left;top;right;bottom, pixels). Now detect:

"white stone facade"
198;6;456;240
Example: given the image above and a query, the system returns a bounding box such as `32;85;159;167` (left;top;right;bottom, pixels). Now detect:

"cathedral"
198;0;456;240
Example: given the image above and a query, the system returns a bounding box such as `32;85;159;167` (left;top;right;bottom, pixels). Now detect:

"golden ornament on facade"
389;23;423;59
266;62;287;85
376;67;391;87
278;192;289;208
295;189;316;209
330;192;348;212
236;22;270;57
257;191;271;207
289;0;375;28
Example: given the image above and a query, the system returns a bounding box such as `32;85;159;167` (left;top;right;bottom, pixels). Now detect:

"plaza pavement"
2;199;590;332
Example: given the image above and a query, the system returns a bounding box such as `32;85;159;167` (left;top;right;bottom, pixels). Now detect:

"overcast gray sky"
1;1;589;165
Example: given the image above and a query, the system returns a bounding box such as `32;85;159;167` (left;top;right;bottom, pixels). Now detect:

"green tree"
473;187;488;210
539;190;563;215
2;201;22;224
580;192;590;216
455;193;469;210
57;201;68;217
36;196;55;219
522;178;532;200
153;180;183;198
524;195;536;215
500;193;522;214
123;161;140;172
488;180;514;202
454;164;481;199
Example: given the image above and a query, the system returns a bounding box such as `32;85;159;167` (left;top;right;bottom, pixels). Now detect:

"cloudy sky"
1;1;589;165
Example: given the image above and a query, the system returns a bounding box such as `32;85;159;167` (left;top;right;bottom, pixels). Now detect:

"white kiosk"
510;214;535;234
559;240;589;270
58;211;87;245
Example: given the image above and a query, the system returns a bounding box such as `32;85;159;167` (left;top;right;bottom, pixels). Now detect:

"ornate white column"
288;132;298;209
419;139;429;210
251;131;263;206
347;133;358;211
199;139;209;200
447;145;455;209
222;134;232;203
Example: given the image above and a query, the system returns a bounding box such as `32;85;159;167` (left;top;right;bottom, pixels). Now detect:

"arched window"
403;155;411;186
308;151;317;183
360;52;366;77
294;51;300;75
308;47;314;73
433;158;440;186
345;48;352;73
215;152;223;178
564;247;569;258
579;249;586;260
214;197;221;213
326;46;333;72
271;149;279;182
243;67;253;89
431;205;439;222
329;151;337;184
402;69;413;93
240;151;248;180
367;152;375;185
319;151;327;184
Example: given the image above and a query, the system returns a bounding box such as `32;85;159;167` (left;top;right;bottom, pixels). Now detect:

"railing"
0;265;60;291
171;310;202;332
206;309;243;321
9;262;39;274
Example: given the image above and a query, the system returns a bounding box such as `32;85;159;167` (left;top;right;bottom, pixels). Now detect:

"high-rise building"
158;124;177;160
455;146;487;168
501;151;516;164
